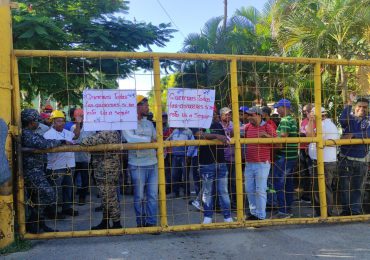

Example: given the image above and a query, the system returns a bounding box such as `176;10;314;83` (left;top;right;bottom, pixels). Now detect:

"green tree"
178;6;280;107
275;0;370;102
13;0;176;106
148;73;178;119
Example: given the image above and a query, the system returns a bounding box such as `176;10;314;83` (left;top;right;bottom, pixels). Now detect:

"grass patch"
0;235;32;255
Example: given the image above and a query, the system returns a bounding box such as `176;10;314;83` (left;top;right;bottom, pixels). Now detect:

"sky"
119;0;267;94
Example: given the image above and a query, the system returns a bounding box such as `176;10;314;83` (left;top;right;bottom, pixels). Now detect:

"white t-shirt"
71;124;95;163
308;118;339;162
43;127;75;170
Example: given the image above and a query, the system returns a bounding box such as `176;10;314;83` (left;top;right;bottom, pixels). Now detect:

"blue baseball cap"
273;99;291;108
239;106;249;112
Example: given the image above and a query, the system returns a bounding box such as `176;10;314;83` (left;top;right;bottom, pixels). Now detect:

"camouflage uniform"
21;109;63;214
81;131;121;222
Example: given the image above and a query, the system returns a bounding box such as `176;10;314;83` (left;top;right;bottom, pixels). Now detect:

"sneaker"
191;200;204;212
61;208;79;217
246;214;261;221
44;210;66;220
224;217;233;223
202;217;212;224
299;198;311;204
275;212;293;219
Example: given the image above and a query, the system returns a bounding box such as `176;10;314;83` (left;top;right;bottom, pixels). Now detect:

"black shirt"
192;122;226;165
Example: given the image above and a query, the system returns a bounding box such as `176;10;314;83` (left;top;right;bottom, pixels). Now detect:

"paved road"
4;222;370;259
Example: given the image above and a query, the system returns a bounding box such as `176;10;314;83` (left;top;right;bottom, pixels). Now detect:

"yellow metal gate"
0;0;369;246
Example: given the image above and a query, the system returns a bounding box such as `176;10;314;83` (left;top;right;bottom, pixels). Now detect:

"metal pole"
12;55;25;236
230;58;244;221
0;0;14;248
153;58;168;227
314;62;328;218
13;50;370;66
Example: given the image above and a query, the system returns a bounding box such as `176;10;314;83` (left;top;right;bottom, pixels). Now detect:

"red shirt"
244;122;277;162
265;119;277;131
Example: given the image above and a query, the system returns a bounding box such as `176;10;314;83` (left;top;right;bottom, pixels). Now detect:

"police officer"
21;109;68;233
81;131;122;229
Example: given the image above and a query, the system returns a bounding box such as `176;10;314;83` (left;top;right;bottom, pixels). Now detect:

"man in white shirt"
43;110;78;217
122;95;158;227
306;107;340;216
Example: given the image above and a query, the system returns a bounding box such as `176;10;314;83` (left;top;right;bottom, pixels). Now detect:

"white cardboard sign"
83;89;137;131
167;88;215;128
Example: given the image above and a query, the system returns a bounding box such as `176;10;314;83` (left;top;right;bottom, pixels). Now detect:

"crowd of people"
21;93;369;233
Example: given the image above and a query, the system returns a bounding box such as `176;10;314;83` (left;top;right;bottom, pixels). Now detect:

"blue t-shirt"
339;105;370;158
64;121;74;131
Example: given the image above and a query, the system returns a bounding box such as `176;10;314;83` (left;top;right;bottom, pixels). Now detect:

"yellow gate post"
153;58;168;228
230;58;244;221
314;62;328;218
0;0;14;249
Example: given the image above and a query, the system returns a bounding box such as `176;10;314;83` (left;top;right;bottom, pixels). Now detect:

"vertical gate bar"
314;62;328;218
230;58;244;221
11;55;26;236
153;57;168;227
0;0;14;248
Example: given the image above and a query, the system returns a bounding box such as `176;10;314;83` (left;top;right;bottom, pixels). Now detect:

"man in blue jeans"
339;94;369;216
194;113;233;224
166;128;196;197
273;99;299;218
122;95;158;227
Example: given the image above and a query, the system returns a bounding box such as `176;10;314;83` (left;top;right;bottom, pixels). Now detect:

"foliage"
275;0;370;102
13;0;176;106
148;73;179;117
176;0;369;111
176;6;280;107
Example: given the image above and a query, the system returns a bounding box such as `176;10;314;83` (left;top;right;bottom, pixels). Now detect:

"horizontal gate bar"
22;137;370;153
13;50;370;66
23;214;370;239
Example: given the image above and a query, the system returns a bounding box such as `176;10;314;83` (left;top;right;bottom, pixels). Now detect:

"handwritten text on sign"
83;89;137;131
167;88;215;128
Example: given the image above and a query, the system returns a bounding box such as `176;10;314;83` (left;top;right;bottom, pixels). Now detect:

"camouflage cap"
21;109;41;123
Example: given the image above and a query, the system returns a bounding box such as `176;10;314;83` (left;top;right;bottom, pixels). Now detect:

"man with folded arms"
244;107;277;220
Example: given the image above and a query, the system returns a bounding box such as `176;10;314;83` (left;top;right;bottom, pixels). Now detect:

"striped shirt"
276;115;298;159
244;121;277;162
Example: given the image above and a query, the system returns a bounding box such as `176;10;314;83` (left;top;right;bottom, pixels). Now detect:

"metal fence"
9;50;370;239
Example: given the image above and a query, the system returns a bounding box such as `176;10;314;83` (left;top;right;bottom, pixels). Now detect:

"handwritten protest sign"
167;88;215;128
83;89;137;131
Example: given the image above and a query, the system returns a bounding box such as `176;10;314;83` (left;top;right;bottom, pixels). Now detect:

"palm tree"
276;0;370;101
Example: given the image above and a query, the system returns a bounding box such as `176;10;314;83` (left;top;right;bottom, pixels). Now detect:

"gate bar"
12;50;370;66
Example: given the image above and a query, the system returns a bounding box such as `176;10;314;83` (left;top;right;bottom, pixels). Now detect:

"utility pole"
223;0;227;28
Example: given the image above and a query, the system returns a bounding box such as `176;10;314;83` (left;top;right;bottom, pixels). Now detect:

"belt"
311;159;336;164
340;154;367;162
